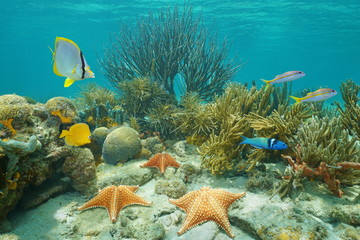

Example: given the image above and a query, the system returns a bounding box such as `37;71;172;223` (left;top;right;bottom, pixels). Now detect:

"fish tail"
239;135;249;145
260;79;272;90
59;130;70;138
289;96;302;104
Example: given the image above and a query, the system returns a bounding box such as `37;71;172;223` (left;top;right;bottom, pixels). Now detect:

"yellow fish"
51;37;95;87
290;88;337;103
59;123;91;146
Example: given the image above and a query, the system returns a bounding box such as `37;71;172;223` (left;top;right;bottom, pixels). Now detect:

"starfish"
78;185;151;223
140;153;180;174
169;186;246;238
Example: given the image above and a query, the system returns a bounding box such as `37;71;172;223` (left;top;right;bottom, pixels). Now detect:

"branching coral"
174;93;217;138
283;116;360;197
335;79;360;138
77;82;118;107
198;115;248;174
119;77;175;118
246;103;312;144
100;6;240;101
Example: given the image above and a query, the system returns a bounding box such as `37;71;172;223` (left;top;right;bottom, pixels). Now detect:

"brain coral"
102;126;141;165
45;97;77;121
0;94;34;124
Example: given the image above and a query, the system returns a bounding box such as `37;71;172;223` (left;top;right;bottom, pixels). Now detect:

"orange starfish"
78;185;151;223
169;186;246;238
140;153;181;174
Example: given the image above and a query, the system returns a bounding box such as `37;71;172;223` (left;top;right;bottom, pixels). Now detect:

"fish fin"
53;62;64;76
59;130;70;138
260;79;273;90
289;96;302;104
64;78;76;87
48;46;55;63
239;135;249;145
56;37;81;51
251;144;262;149
71;65;77;74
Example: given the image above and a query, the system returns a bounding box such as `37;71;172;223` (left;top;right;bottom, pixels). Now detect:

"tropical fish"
289;88;337;103
59;123;91;146
261;71;305;87
240;136;288;150
51;37;95;87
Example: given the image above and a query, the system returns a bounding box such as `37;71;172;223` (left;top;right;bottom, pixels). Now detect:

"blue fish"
240;136;287;150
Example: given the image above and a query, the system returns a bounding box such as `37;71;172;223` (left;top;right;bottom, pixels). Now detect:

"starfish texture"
78;185;151;223
169;186;246;238
140;153;180;174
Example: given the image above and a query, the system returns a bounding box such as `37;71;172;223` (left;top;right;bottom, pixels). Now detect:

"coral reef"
102;126;141;165
74;83;124;128
62;148;97;195
45;97;77;123
0;136;42;178
0;94;34;126
335;79;360;138
100;6;240;101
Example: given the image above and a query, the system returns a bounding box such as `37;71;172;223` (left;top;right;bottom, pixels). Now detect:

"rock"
155;177;187;199
102;126;141;165
141;136;165;155
97;160;154;189
92;127;109;144
19;177;71;209
229;194;335;240
330;204;360;225
63;147;97;195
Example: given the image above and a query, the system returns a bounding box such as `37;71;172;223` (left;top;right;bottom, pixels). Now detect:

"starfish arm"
118;186;151;209
169;191;199;212
216;191;246;209
78;186;116;210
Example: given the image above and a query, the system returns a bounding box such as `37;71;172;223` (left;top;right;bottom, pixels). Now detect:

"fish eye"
298;71;302;74
332;90;335;92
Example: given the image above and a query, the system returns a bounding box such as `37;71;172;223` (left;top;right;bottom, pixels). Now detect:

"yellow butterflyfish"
51;37;95;87
59;123;91;146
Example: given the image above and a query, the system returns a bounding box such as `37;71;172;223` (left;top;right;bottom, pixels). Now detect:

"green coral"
119;77;175;118
295;116;360;185
335;79;360;138
100;6;239;101
76;82;118;107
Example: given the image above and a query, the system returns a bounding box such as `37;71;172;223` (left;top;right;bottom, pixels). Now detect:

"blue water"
1;0;359;102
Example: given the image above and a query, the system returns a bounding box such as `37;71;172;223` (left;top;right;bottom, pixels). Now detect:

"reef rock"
102;126;141;165
0;94;34;125
63;147;97;195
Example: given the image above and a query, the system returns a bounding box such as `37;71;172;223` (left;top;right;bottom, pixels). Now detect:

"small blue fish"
240;136;287;150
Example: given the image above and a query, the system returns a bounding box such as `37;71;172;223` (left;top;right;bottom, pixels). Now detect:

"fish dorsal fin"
64;78;76;87
56;37;81;51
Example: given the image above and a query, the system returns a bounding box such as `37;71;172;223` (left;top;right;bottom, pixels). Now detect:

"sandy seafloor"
1;142;360;240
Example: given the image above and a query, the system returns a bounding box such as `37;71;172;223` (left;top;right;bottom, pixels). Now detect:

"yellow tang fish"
51;37;95;87
261;71;305;88
290;88;337;103
59;123;91;146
